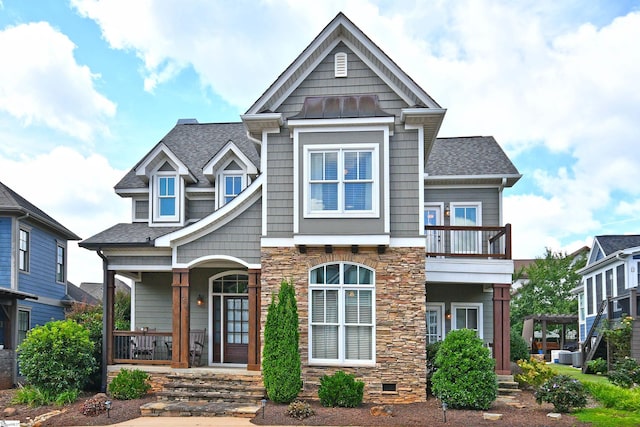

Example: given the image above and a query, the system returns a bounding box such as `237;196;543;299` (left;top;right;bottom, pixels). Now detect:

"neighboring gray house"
81;13;520;403
577;235;640;369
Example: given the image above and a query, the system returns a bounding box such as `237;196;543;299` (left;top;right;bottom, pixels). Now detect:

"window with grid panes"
309;263;374;364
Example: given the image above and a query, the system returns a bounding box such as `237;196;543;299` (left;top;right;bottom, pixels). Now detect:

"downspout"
97;249;108;393
498;178;506;225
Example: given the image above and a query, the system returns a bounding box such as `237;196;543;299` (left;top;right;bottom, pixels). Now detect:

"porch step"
141;371;265;418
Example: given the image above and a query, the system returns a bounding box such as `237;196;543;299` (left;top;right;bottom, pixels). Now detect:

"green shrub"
584;382;640;411
11;385;79;407
66;302;103;390
262;280;302;404
515;357;555;389
607;357;640;388
586;357;608;375
286;400;315;420
510;330;530;362
431;329;497;410
535;374;587;413
18;319;96;397
108;369;151;400
318;371;364;408
426;340;442;396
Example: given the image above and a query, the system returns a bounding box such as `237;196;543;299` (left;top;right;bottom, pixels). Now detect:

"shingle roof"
80;223;180;248
116;122;260;189
426;136;520;178
596;235;640;256
0;181;80;240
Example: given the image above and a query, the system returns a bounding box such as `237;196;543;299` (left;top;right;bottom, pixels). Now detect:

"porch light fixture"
197;294;204;306
444;204;450;217
445;310;451;320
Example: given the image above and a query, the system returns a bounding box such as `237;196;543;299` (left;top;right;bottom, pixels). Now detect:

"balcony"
424;224;512;260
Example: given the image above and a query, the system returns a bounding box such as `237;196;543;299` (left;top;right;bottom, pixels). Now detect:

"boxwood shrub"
431;329;497;410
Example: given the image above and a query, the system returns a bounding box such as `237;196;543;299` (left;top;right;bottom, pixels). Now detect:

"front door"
224;296;248;363
424;206;443;253
210;273;249;364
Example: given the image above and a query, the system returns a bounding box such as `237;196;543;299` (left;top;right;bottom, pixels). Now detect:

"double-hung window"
56;244;65;283
224;174;243;204
309;263;375;365
19;229;29;272
307;146;377;217
154;174;179;222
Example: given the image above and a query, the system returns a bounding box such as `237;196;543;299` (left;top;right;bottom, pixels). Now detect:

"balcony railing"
424;224;511;259
112;330;172;365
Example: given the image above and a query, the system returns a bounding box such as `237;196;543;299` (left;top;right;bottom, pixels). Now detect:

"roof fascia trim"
203;140;258;177
134;142;195;182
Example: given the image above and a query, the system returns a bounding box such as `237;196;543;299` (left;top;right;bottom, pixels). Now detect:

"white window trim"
151;172;182;224
292;124;390;234
450;302;483;339
18;227;30;273
132;198;148;223
303;143;380;218
55;242;66;284
218;170;246;208
308;262;376;367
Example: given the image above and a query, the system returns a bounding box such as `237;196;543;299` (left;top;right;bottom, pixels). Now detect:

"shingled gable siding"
266;131;294;237
390;127;420;236
424;188;501;226
186;198;215;222
261;245;427;403
176;199;262;265
277;44;405;117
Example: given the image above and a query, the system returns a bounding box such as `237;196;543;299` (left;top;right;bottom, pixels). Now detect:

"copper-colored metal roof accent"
290;95;394;119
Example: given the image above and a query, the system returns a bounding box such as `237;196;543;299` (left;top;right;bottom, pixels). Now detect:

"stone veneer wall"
261;246;426;404
0;349;15;389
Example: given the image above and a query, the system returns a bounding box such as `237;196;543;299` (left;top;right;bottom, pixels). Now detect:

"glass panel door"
426;305;443;344
224;296;248;363
451;205;479;253
424;207;442;253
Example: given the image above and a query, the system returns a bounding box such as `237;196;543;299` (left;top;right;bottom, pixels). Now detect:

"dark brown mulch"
251;390;591;427
0;389;155;426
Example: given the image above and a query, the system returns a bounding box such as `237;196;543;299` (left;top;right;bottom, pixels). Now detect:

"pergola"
522;314;578;354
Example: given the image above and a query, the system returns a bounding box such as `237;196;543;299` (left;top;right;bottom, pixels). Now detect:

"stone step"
157;390;264;403
140;400;260;418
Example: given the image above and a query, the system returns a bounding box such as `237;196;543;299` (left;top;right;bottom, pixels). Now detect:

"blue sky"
1;0;639;285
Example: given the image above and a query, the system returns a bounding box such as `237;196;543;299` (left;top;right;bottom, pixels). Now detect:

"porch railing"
113;330;172;365
425;224;511;259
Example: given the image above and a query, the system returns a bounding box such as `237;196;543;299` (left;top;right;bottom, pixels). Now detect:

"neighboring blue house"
0;180;80;388
577;235;640;370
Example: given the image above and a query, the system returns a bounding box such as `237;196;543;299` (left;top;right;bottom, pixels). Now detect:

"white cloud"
0;22;116;142
68;0;640;257
0;147;129;285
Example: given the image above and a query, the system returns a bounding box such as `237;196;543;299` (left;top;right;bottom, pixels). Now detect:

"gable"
246;13;441;116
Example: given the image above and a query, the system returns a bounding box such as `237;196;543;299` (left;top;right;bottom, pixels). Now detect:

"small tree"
431;329;497;410
18;319;96;397
262;280;302;403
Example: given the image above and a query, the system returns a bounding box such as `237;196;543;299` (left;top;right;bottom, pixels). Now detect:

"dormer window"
224;174;243;204
153;170;181;223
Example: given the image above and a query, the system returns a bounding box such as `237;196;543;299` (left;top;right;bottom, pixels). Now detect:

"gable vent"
334;52;347;77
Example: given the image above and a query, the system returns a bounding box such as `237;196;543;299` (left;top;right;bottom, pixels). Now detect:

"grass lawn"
549;363;610;385
548;363;640;427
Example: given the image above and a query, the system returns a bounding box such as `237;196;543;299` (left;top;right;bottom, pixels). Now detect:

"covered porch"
102;267;262;371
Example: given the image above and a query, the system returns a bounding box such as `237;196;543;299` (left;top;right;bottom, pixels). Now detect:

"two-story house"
577;235;640;370
81;13;520;404
0;180;80;388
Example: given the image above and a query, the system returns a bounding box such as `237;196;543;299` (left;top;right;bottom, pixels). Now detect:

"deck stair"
140;370;265;418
